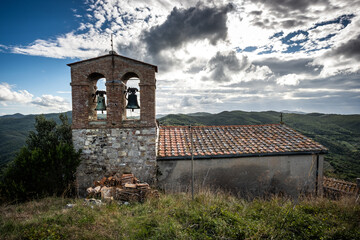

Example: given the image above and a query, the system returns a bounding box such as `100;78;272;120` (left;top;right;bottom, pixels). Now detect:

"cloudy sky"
0;0;359;116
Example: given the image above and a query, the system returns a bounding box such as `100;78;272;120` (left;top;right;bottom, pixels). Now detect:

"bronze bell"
126;87;140;111
94;90;106;113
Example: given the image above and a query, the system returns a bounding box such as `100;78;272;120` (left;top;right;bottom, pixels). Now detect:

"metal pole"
356;178;360;203
190;125;194;200
315;154;319;196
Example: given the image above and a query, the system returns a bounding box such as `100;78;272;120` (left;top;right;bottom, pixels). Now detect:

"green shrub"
0;114;81;202
23;223;65;240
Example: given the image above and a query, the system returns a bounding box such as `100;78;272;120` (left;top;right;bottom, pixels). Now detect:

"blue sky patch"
311;14;354;30
236;46;258;52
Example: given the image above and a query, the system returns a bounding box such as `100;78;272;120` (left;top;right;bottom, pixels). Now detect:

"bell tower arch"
68;52;158;196
121;72;141;120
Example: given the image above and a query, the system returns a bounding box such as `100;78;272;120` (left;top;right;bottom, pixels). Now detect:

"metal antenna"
190;125;194;200
111;33;114;52
110;33;115;88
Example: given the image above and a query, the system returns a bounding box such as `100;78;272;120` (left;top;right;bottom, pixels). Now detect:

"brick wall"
69;53;157;129
68;53;158;196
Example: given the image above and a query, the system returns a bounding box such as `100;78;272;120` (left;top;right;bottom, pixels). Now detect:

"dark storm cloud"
330;34;360;60
249;10;262;15
117;42;182;72
252;18;272;28
181;97;192;107
253;18;306;29
142;3;234;55
206;51;249;82
117;42;141;57
253;58;322;76
223;73;360;94
179;95;220;108
281;19;305;28
223;79;273;89
291;91;337;98
185;64;205;74
187;71;360;114
252;0;329;13
298;73;360;90
250;0;329;29
252;17;310;29
184;57;206;74
209;51;245;72
290;91;360;111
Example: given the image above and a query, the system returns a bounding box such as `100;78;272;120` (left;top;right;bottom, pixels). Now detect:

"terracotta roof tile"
157;124;327;159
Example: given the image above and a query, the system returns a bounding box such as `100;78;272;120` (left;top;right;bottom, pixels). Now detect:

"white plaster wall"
157;154;324;197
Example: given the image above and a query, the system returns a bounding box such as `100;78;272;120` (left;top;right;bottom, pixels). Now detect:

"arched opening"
88;72;107;121
122;72;141;120
95;78;107;120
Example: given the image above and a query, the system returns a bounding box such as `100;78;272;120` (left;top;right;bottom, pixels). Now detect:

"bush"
0;114;81;202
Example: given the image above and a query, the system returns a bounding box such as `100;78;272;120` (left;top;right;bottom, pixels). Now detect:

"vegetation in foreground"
0;114;81;202
1;192;359;240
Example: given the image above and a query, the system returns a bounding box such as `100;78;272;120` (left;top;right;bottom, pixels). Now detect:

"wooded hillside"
1;110;359;181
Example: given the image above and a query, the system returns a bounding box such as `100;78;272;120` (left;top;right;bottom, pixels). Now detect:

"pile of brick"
323;177;360;200
323;177;358;194
86;173;158;202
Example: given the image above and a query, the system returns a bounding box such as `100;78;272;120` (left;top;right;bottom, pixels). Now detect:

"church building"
68;52;327;197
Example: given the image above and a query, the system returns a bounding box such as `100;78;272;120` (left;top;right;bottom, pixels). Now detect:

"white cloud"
8;0;186;60
31;95;71;112
2;0;360;114
0;44;9;52
308;23;343;41
0;82;70;112
0;82;33;105
56;91;71;94
276;74;302;86
290;33;307;41
310;14;360;77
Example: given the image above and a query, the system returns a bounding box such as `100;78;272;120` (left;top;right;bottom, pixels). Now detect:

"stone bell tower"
68;51;158;196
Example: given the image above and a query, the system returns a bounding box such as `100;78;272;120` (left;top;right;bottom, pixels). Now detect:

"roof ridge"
67;53;158;72
157;123;327;158
159;123;282;128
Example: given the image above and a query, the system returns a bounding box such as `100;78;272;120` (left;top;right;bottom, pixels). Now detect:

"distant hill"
0;111;72;168
1;110;359;181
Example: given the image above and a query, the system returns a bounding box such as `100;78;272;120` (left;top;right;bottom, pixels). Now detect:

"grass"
1;191;359;240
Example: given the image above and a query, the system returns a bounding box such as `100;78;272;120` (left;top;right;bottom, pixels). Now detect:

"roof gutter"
157;150;328;161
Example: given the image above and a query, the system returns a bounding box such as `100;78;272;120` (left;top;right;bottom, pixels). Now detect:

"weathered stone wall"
73;127;157;196
157;154;324;198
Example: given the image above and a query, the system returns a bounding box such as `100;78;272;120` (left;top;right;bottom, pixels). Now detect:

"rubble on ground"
83;198;105;207
86;173;159;203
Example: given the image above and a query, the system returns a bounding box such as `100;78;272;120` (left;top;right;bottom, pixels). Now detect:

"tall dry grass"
0;190;359;240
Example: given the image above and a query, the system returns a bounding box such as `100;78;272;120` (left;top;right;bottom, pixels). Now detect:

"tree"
0;114;81;202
